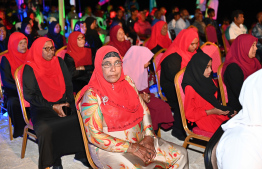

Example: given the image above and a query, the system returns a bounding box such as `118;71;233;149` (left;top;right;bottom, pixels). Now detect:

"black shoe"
171;129;186;141
74;157;91;167
52;165;63;169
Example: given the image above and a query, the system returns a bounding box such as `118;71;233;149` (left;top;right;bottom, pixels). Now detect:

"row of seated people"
0;15;261;169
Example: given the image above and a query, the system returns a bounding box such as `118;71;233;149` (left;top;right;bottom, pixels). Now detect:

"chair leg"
21;126;28;159
8;116;13;141
157;129;161;137
183;136;191;148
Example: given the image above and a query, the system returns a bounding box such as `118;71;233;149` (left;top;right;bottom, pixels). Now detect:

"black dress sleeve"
0;56;17;91
23;65;53;109
64;53;93;80
223;63;244;112
58;58;76;114
151;45;163;54
161;53;182;83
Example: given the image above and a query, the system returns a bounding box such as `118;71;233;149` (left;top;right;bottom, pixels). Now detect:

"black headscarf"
47;21;64;50
20;21;34;48
74;21;82;32
85;17;102;49
0;24;8;53
182;52;234;115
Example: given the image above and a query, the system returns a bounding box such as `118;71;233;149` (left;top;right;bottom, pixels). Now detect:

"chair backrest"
75;91;98;169
221;24;229;33
174;67;191;133
201;42;222;74
55;46;67;59
152;48;167;101
14;65;31;125
221;33;230;54
217;63;228;106
187;25;198;32
205;24;218;44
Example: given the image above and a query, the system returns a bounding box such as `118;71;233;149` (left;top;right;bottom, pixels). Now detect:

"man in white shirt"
225;10;247;45
175;9;190;35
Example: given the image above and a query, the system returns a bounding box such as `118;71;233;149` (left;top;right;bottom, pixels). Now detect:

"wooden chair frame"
152;48;167;102
75;91;98;169
55;45;67;56
103;41;110;46
142;38;150;46
0;50;13;141
14;65;37;159
221;33;229;54
187;25;198;32
174;68;210;149
217;63;227;106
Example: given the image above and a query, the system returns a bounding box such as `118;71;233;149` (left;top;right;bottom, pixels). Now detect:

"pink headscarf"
123;46;154;91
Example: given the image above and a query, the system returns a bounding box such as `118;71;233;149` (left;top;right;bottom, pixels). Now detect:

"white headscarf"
216;69;262;169
122;46;154;91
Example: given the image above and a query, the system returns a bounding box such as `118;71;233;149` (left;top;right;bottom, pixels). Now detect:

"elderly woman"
76;46;188;168
108;25;131;57
23;37;89;169
0;32;28;138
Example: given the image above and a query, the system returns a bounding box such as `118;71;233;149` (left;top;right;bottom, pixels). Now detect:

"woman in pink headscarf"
222;34;261;112
123;46;174;133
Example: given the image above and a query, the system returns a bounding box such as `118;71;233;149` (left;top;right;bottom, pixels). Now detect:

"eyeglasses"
77;36;85;40
43;46;55;52
102;60;122;69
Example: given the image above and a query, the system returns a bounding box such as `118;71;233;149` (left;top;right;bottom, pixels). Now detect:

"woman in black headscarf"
182;52;235;133
0;24;9;53
46;21;66;50
85;17;102;57
20;21;38;49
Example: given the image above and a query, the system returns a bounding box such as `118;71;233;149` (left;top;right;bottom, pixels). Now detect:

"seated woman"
146;20;172;54
134;11;152;41
123;46;174;133
74;21;87;35
64;32;93;93
158;28;199;140
46;21;66;50
108;25;131;57
20;21;38;49
85;17;102;55
23;37;89;169
76;46;189;168
216;69;262;169
222;34;261;112
0;32;28;138
182;52;234;133
0;24;9;53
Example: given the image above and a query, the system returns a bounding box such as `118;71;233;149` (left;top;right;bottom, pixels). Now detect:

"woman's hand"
139;136;156;159
140;92;151;103
52;103;70;117
206;108;229;116
76;66;85;70
230;111;238;118
127;143;155;163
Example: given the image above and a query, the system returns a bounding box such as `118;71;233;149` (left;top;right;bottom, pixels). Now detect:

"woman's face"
90;20;96;30
42;41;55;61
248;41;258;59
17;39;28;53
54;24;61;34
0;26;6;41
188;38;199;52
102;56;122;83
203;60;212;78
161;24;168;36
25;24;32;35
144;61;150;68
116;28;125;42
77;34;85;48
80;23;87;34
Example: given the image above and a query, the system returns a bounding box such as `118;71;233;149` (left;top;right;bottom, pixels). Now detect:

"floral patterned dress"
80;76;188;169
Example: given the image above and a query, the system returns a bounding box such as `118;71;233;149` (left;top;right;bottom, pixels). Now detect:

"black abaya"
23;57;85;169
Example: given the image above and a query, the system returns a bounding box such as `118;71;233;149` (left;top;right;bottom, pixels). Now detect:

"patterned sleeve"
125;76;155;137
80;89;130;152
